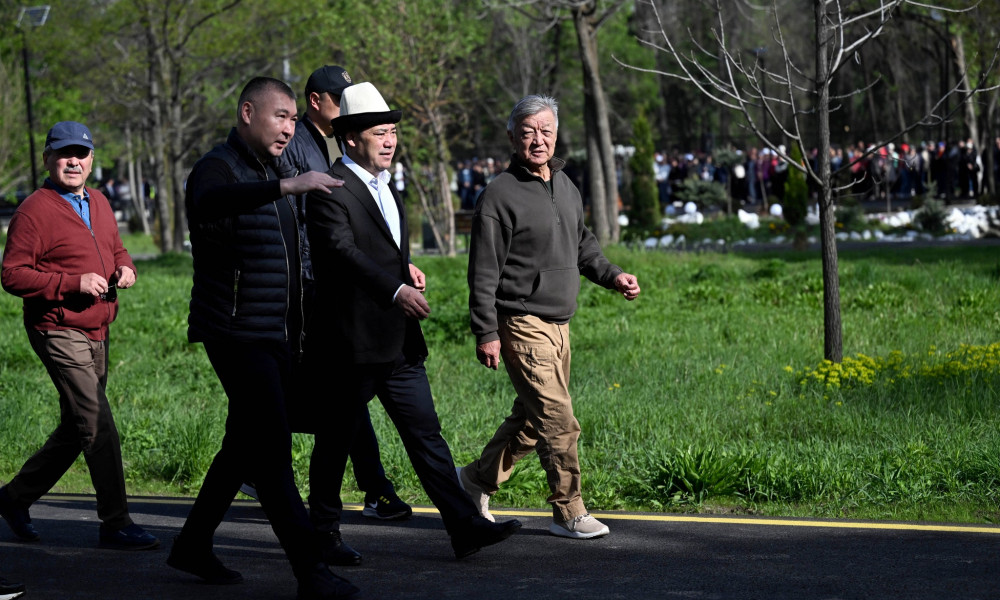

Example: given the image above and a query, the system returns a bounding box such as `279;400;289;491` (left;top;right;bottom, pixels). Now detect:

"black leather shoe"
319;531;362;566
99;523;160;550
296;563;360;600
451;516;522;559
0;487;38;542
167;535;243;584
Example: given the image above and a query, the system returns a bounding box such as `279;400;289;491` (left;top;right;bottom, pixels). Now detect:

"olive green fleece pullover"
468;155;623;345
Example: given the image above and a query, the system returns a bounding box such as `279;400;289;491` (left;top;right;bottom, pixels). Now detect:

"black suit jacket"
306;158;427;364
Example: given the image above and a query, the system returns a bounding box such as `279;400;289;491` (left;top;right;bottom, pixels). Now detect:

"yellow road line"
412;506;1000;535
41;495;1000;535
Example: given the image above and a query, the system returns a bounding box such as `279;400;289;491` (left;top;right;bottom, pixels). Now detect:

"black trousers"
350;406;395;499
309;355;476;535
178;339;319;573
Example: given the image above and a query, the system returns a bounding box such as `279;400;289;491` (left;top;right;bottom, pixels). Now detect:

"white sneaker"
549;514;609;539
456;466;494;522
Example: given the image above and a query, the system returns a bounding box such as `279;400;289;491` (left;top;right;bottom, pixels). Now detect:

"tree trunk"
952;29;986;190
144;7;172;253
573;4;618;243
170;98;187;253
584;117;609;240
435;158;456;256
863;56;881;145
985;94;997;196
815;0;842;362
952;33;980;147
124;122;150;235
430;109;456;256
405;158;443;253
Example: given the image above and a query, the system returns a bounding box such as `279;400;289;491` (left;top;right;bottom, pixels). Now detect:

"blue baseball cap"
45;121;94;151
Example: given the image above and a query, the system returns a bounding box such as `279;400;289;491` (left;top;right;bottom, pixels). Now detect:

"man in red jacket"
0;121;158;551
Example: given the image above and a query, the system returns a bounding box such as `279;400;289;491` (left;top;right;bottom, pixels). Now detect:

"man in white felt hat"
304;82;522;560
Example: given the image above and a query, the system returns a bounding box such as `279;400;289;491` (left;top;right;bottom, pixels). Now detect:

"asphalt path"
3;494;1000;599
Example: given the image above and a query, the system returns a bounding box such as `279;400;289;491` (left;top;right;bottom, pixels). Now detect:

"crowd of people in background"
653;137;999;212
448;137;998;220
454;157;508;209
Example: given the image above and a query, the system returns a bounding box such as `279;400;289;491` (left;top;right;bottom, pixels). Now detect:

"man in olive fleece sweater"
458;95;641;541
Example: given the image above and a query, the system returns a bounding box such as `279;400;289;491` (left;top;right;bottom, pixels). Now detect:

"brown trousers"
467;314;587;522
5;328;131;530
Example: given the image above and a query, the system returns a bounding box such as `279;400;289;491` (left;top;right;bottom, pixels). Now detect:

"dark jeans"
309;355;476;535
7;328;131;530
179;339;319;573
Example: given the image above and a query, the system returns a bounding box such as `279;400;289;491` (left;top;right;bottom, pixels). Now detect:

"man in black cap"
282;65;352;173
305;82;522;560
0;121;158;551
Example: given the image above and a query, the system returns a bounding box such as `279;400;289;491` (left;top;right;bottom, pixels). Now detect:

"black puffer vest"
186;129;303;347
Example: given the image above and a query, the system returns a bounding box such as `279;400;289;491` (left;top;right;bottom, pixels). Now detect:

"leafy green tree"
320;0;490;256
36;0;317;252
628;108;659;229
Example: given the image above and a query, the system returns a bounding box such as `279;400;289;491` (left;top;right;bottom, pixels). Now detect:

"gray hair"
506;95;559;133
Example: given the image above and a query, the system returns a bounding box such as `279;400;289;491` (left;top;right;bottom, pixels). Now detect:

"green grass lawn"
1;242;997;524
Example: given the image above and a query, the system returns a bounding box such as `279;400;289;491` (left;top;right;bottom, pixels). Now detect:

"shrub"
835;203;867;232
914;197;948;234
783;149;808;223
674;179;728;211
628;108;660;229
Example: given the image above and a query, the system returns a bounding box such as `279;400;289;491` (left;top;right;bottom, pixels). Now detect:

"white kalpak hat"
331;82;402;136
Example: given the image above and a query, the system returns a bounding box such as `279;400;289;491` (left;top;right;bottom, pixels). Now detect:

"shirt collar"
46;178;89;201
343;154;391;189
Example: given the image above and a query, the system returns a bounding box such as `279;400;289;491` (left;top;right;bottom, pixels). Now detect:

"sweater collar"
508;153;566;182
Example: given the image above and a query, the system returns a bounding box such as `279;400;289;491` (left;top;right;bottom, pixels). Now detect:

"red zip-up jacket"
1;183;135;340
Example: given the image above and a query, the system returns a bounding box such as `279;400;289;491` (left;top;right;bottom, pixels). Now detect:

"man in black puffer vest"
167;76;360;600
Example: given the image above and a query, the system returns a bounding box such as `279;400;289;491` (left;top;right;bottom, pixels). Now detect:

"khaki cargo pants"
468;314;587;522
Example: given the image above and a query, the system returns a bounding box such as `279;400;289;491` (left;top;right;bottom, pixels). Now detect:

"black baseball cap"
305;65;353;98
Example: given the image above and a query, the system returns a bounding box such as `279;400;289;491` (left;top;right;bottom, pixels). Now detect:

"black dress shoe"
99;523;160;550
0;487;39;543
296;563;360;600
319;531;362;566
451;516;522;559
167;535;243;584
